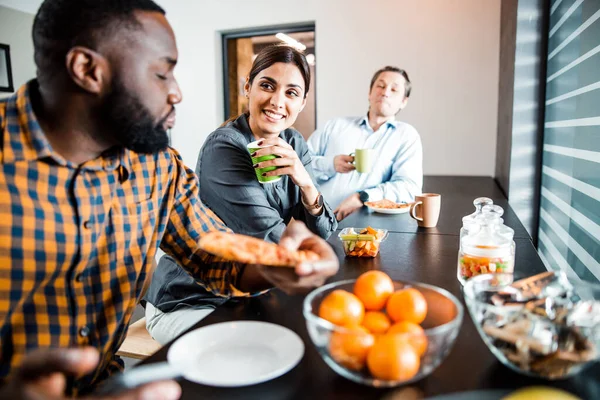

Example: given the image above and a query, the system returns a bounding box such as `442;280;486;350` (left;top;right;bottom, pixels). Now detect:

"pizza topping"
199;231;319;267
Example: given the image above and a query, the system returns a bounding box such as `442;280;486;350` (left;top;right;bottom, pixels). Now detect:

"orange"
353;270;394;311
329;325;375;370
388;321;428;356
386;288;428;324
318;289;365;327
362;311;391;335
367;334;420;381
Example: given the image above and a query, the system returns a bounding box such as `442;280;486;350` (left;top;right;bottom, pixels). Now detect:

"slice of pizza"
199;231;320;267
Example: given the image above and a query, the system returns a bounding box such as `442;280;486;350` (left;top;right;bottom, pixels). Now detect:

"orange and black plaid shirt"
0;82;247;394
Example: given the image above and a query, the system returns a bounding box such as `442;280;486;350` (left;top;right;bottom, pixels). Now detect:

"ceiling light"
275;33;306;51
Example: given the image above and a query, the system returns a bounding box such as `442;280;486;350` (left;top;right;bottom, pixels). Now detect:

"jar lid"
463;197;494;223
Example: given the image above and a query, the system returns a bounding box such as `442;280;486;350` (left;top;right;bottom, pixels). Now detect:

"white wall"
0;0;40;14
159;0;501;176
0;0;501;176
0;6;35;99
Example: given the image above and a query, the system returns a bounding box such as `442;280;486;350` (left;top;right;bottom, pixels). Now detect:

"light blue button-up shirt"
308;116;423;208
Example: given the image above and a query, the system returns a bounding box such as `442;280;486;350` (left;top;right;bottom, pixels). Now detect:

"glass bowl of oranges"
303;271;463;387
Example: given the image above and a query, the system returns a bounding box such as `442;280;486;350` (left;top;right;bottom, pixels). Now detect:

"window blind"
538;0;600;282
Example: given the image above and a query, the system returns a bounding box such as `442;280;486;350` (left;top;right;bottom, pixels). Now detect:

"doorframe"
221;22;316;122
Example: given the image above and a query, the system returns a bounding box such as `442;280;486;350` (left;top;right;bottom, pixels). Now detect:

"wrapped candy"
476;272;599;379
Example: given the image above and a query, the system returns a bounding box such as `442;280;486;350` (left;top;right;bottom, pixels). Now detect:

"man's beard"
98;79;171;154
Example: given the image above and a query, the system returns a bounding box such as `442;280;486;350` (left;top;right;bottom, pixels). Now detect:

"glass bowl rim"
463;271;600;311
303;278;464;336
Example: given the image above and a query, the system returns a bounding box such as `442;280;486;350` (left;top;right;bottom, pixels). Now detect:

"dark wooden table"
338;176;530;239
143;177;600;399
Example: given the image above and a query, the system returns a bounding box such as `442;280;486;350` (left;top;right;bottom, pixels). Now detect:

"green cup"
351;148;375;173
247;140;282;184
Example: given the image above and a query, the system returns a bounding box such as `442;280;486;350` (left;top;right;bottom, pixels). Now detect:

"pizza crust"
199;231;319;267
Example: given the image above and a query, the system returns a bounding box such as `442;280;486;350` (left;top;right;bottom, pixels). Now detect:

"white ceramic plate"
167;321;304;387
367;205;411;215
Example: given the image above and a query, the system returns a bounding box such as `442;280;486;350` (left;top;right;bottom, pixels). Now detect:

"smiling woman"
143;44;337;345
245;49;309;140
222;27;316;138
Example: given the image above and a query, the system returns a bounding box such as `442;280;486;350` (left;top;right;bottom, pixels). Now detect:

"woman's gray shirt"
145;114;337;312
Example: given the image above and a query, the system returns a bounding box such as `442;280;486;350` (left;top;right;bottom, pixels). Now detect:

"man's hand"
334;193;363;221
333;155;355;173
0;347;181;400
256;221;339;295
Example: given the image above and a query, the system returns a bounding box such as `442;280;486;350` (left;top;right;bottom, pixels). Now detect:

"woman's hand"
251;137;313;189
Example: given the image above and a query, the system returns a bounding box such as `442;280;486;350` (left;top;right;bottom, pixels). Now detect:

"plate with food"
198;231;319;267
364;199;412;215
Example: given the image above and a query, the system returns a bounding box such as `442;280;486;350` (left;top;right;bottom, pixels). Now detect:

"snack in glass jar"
457;211;515;285
458;248;514;280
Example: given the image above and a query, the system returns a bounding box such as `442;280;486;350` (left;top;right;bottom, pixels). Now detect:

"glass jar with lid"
457;211;515;284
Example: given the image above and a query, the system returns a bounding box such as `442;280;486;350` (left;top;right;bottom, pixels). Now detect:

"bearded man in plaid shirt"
0;0;338;398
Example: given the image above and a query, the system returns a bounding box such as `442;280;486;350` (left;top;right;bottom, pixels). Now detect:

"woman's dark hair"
248;44;311;98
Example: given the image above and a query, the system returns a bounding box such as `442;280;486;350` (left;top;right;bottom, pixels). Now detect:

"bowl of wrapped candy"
463;271;600;379
338;227;388;257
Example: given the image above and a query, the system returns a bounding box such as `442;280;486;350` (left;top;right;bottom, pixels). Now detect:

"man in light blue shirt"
308;66;423;220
